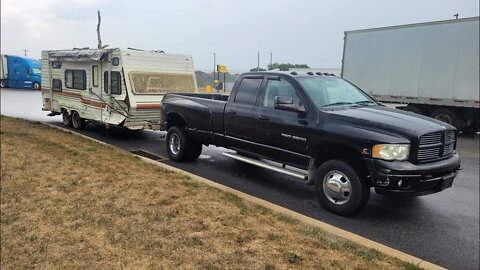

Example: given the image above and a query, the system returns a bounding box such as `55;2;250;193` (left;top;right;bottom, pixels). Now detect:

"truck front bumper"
365;152;461;197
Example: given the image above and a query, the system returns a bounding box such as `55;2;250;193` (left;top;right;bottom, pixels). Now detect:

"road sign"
217;64;227;73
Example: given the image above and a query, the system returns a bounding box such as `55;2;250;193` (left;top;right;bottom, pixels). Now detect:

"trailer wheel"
188;142;203;161
314;160;370;216
166;126;192;162
71;111;85;130
0;81;6;88
32;82;40;90
62;110;73;127
431;109;462;129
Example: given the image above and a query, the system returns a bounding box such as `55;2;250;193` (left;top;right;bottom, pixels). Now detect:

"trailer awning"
48;49;109;62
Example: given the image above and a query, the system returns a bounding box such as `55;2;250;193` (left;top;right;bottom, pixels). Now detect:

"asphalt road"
2;88;479;269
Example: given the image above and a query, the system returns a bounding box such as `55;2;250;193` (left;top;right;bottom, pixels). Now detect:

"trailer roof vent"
290;71;298;75
307;72;314;75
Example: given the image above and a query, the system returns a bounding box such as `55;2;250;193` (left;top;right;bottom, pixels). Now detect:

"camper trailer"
41;48;198;130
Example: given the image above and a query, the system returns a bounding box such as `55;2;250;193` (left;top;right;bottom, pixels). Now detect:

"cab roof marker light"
307;72;314;75
290;71;298;75
315;72;323;75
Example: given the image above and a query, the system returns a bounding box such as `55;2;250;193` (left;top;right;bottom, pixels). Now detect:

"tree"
250;67;267;72
267;63;309;71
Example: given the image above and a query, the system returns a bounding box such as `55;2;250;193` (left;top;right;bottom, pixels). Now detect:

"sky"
1;0;479;72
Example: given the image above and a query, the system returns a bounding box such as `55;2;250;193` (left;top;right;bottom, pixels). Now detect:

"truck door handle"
227;109;237;115
258;115;270;121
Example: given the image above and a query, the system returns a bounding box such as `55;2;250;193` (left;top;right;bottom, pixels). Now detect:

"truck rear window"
234;78;263;105
129;72;196;94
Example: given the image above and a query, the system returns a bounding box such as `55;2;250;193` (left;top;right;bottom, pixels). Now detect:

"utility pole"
270;52;272;68
213;52;216;87
257;51;260;71
23;49;28;57
453;13;459;19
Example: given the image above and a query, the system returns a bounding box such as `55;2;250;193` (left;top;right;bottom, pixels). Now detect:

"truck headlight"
372;144;410;161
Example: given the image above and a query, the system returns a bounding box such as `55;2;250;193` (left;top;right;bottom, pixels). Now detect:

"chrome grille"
417;130;456;163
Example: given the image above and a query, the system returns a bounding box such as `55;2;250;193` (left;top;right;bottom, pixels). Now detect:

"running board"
222;152;308;180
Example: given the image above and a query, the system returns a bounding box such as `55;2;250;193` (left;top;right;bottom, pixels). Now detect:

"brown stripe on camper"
43;90;106;109
137;103;161;110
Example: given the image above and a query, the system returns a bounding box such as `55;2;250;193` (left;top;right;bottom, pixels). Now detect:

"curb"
41;122;446;270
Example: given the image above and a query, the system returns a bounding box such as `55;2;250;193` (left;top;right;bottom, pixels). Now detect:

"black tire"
187;142;202;161
62;110;73;127
32;82;41;90
71;111;85;129
0;81;6;88
431;108;462;130
402;105;422;115
166;126;192;162
314;160;370;216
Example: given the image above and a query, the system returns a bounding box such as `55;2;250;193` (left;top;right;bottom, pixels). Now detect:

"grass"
0;116;423;269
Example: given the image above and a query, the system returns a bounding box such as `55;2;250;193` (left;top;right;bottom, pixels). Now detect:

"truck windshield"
129;72;196;94
298;77;375;108
32;68;41;75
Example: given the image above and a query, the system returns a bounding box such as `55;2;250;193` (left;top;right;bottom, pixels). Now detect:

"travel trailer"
41;48;197;130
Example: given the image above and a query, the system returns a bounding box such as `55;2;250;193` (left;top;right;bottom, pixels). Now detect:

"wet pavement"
2;88;479;269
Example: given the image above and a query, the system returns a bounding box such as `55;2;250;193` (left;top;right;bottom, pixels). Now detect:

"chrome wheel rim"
169;133;181;155
323;170;352;205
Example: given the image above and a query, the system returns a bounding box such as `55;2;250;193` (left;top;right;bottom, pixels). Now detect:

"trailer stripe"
41;89;106;109
137;103;161;110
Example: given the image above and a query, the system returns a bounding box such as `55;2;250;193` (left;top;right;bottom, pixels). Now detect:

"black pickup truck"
160;71;461;215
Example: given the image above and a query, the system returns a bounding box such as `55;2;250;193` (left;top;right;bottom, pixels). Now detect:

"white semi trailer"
342;17;479;131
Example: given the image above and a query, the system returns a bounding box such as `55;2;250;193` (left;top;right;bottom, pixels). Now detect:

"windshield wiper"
354;100;376;105
322;102;354;107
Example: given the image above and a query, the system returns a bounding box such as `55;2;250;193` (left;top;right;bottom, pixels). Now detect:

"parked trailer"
342;17;479;131
1;54;42;89
41;48;198;130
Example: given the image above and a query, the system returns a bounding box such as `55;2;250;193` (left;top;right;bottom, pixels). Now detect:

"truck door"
256;77;311;167
224;76;263;152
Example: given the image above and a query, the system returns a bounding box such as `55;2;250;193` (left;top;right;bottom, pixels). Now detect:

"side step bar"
222;152;308;180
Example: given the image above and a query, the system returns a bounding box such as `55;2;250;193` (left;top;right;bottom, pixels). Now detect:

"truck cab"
0;55;41;90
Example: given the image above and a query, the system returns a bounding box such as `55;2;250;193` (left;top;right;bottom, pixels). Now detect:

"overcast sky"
1;0;478;72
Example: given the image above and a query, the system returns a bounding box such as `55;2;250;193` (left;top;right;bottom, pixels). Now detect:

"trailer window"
104;71;122;95
92;66;99;87
52;79;62;92
129;72;196;94
65;70;86;90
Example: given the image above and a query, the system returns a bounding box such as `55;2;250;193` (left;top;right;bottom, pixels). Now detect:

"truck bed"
161;93;230;145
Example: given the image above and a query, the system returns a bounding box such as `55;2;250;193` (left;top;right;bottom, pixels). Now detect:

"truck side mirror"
274;96;306;113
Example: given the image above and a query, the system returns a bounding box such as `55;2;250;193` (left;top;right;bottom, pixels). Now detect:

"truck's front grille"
417;130;456;163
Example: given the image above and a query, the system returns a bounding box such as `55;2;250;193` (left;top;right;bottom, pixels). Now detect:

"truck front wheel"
166;126;192;162
314;160;370;216
32;82;41;90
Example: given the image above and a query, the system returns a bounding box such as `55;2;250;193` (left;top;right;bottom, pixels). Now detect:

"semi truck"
159;71;460;216
341;17;479;131
0;54;42;89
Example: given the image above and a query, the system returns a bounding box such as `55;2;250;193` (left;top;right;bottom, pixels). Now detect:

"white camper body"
41;48;197;130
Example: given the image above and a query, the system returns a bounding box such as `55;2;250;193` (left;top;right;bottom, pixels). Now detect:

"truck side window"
263;79;299;108
26;67;31;75
92;66;99;87
65;70;86;90
104;71;122;95
234;78;262;105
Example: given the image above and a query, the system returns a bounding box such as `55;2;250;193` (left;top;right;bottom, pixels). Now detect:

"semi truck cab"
0;54;42;90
